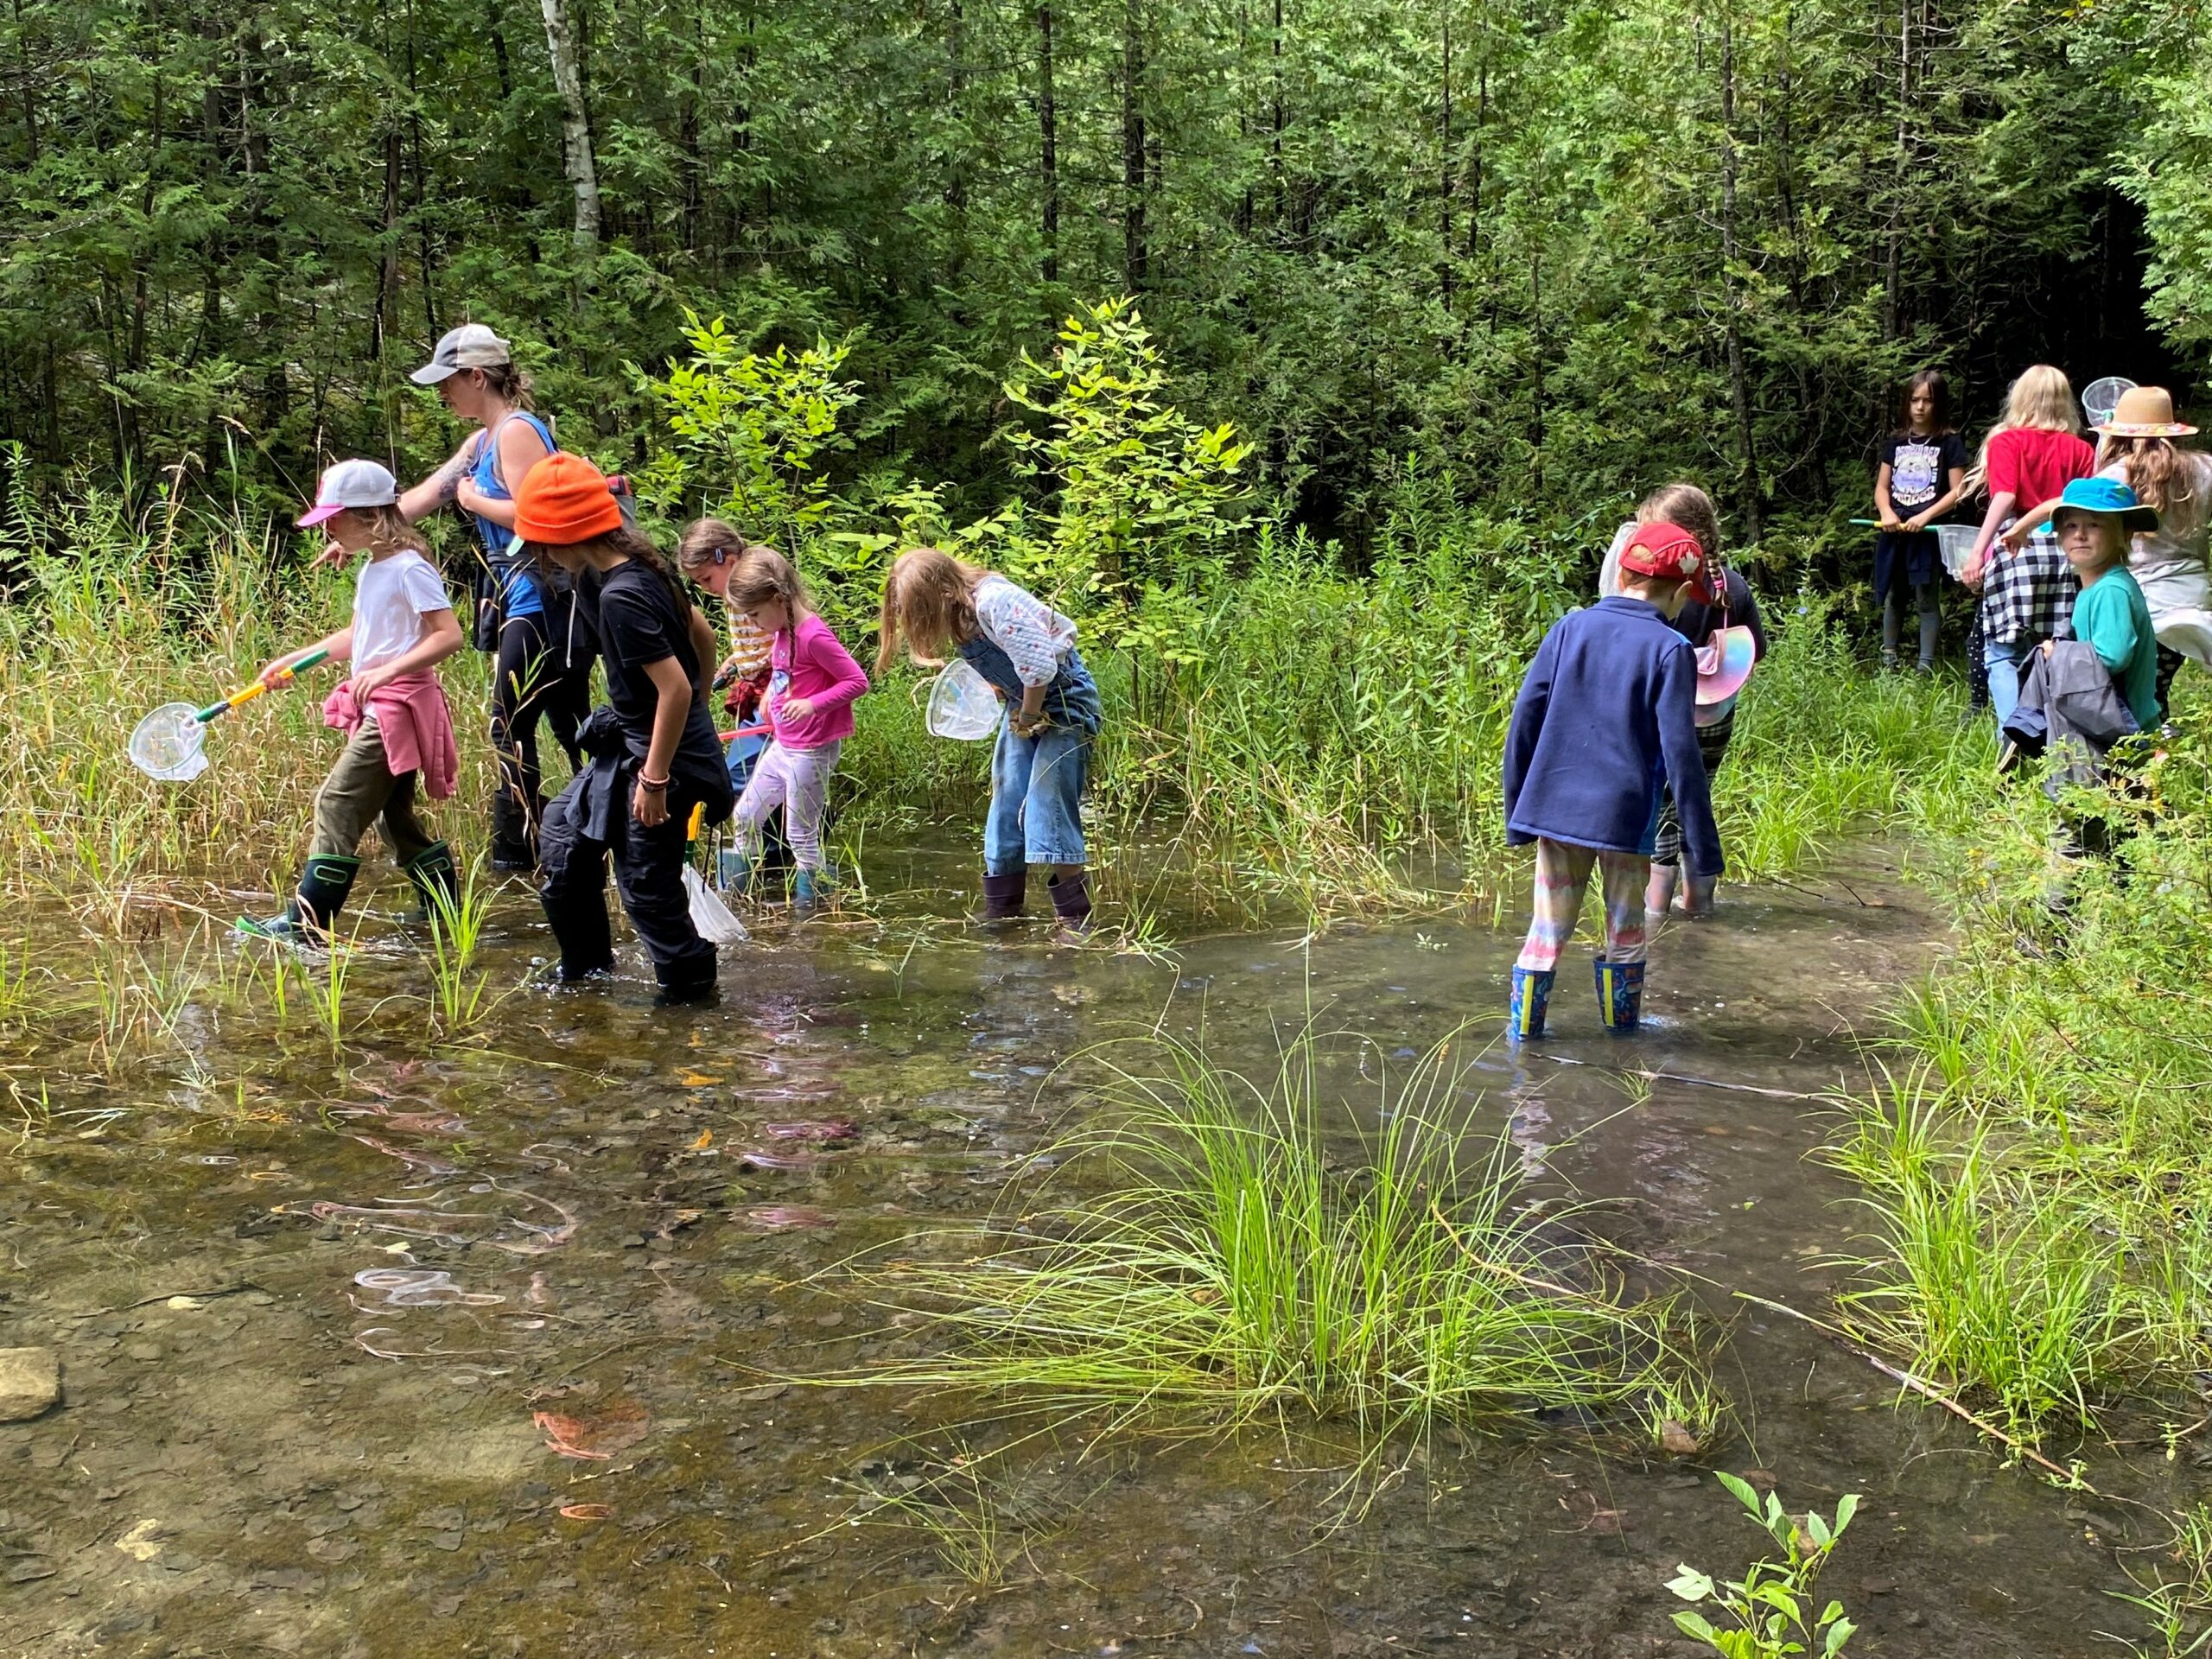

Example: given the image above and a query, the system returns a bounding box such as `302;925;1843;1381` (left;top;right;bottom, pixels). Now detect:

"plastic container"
925;660;1003;741
1936;524;1980;578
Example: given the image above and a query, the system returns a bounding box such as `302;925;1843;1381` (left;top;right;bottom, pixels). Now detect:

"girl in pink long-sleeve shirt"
724;547;868;903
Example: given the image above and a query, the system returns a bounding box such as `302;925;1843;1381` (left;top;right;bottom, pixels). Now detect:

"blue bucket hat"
2044;475;2159;534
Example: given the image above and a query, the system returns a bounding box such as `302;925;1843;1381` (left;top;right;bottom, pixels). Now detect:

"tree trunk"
1038;3;1058;284
537;0;601;248
1439;20;1452;308
1883;0;1907;337
1121;0;1146;292
1719;15;1763;537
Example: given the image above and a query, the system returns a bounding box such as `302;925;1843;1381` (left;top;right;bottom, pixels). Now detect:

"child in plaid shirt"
1962;366;2096;728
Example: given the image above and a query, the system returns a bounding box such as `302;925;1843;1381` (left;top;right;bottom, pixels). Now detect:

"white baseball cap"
410;322;512;385
297;459;399;527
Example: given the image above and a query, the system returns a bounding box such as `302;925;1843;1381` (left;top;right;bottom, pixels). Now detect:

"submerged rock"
0;1348;60;1421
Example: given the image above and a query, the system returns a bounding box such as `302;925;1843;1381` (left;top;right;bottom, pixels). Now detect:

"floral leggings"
1514;838;1649;972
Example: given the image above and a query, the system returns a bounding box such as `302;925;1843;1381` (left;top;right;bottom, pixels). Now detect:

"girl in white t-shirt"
245;461;466;941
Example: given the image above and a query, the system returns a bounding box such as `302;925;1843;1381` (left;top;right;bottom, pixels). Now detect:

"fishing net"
925;659;1002;741
128;702;209;782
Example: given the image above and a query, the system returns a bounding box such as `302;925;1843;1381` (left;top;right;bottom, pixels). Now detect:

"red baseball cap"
1618;521;1716;603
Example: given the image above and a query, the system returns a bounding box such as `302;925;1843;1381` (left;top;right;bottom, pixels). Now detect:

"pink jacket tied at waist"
323;671;461;801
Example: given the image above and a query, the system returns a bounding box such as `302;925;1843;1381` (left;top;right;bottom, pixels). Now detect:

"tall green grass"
2;467;1992;924
811;1026;1706;1448
1826;705;2212;1449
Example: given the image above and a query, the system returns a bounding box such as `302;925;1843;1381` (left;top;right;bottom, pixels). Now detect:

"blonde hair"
1636;482;1722;559
727;544;810;620
675;516;756;574
876;546;988;675
2096;432;2208;543
1967;365;2080;493
340;505;429;556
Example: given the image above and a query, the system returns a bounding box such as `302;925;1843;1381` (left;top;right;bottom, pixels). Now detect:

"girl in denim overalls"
876;547;1103;929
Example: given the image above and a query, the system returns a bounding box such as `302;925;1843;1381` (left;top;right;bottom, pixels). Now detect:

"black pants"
491;613;593;864
538;777;716;998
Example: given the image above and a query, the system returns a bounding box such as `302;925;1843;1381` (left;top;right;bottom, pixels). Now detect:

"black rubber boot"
245;854;360;943
982;870;1027;921
402;840;461;925
1048;869;1091;932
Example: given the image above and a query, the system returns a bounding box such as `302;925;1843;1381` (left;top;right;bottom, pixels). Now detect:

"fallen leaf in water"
114;1519;166;1561
678;1071;724;1087
1659;1420;1700;1456
690;1129;713;1150
533;1399;650;1461
559;1503;615;1522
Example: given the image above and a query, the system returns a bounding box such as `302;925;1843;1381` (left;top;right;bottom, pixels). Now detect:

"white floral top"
972;576;1077;688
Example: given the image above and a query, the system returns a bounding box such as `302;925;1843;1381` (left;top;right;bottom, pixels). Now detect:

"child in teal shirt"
2022;477;2164;728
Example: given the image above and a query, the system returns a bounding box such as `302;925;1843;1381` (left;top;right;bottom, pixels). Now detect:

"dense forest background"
5;0;2212;549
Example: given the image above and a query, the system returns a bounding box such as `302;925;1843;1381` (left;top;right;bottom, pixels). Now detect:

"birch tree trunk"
537;0;601;249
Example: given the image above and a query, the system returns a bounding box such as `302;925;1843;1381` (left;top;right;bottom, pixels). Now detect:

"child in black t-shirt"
1874;369;1969;672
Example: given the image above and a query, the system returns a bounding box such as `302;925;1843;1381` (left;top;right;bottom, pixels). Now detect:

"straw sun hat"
2096;385;2198;439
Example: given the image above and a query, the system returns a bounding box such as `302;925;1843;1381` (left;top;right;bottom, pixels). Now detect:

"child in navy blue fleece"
1503;521;1726;1039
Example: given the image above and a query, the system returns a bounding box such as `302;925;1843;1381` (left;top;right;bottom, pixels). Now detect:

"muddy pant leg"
537;781;615;980
1516;839;1596;972
310;721;402;859
776;741;841;872
611;800;713;996
1598;852;1649;964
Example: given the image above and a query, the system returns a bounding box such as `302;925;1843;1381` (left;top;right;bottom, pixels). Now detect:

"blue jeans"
985;720;1092;874
1985;636;2036;730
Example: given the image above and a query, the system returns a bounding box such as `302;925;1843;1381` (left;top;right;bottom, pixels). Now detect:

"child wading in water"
876;548;1103;930
249;461;465;939
1601;483;1765;919
1503;523;1725;1039
512;455;735;1002
721;547;868;904
676;520;792;885
1873;369;1968;672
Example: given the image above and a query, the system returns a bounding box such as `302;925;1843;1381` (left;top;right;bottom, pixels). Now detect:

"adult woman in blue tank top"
399;325;596;870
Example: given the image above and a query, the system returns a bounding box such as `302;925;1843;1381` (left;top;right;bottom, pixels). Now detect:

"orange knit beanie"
512;452;624;544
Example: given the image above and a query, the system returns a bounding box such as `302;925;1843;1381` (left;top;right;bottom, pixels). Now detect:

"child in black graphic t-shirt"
1874;369;1970;672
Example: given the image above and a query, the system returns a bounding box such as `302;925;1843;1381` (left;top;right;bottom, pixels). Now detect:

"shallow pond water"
0;841;2177;1656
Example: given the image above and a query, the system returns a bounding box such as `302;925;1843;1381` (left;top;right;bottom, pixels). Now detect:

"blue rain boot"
793;867;835;908
1594;957;1646;1033
715;846;754;896
1507;967;1554;1042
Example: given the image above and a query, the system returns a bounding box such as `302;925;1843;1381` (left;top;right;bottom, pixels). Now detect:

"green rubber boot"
401;840;461;925
239;854;361;944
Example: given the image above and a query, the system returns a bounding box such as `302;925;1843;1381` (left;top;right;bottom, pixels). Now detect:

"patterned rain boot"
792;867;836;909
1594;957;1647;1033
240;854;361;944
1507;967;1554;1043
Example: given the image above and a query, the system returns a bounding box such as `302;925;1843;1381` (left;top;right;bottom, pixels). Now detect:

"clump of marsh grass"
817;1024;1706;1450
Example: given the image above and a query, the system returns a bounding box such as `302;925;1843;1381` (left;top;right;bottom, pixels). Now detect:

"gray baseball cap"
410;323;512;385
